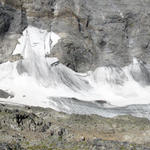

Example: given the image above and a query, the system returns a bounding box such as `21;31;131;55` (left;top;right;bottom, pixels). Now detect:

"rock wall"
1;0;150;72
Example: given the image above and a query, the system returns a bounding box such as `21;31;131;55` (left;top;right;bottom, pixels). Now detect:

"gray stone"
0;89;14;98
58;128;65;137
0;143;24;150
1;0;150;72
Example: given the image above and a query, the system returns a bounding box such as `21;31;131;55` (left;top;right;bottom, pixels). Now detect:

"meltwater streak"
0;26;150;119
48;97;150;120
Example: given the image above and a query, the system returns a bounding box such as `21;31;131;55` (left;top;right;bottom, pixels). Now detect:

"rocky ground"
0;103;150;150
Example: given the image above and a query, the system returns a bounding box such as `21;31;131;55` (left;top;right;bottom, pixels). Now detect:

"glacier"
0;26;150;119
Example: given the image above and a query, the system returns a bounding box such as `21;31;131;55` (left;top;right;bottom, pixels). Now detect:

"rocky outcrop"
0;89;14;98
1;0;150;72
0;2;27;63
50;0;150;72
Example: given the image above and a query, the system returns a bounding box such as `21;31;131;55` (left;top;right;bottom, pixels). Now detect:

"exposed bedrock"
1;0;150;72
0;1;27;63
0;89;14;98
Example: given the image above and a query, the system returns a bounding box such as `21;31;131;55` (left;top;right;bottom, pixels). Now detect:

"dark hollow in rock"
15;113;29;126
0;7;13;35
58;128;65;137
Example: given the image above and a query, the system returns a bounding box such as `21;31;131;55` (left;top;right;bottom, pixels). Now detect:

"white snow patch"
0;26;150;112
13;26;60;57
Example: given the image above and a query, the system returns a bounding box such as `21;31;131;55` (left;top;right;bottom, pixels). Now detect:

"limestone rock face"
1;0;150;72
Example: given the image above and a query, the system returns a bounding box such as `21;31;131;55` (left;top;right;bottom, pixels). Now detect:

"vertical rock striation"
1;0;150;72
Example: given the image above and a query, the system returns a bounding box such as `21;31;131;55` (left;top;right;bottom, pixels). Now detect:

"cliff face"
0;0;150;72
0;1;27;63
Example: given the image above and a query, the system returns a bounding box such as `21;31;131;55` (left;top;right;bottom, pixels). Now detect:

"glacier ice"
0;26;150;119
